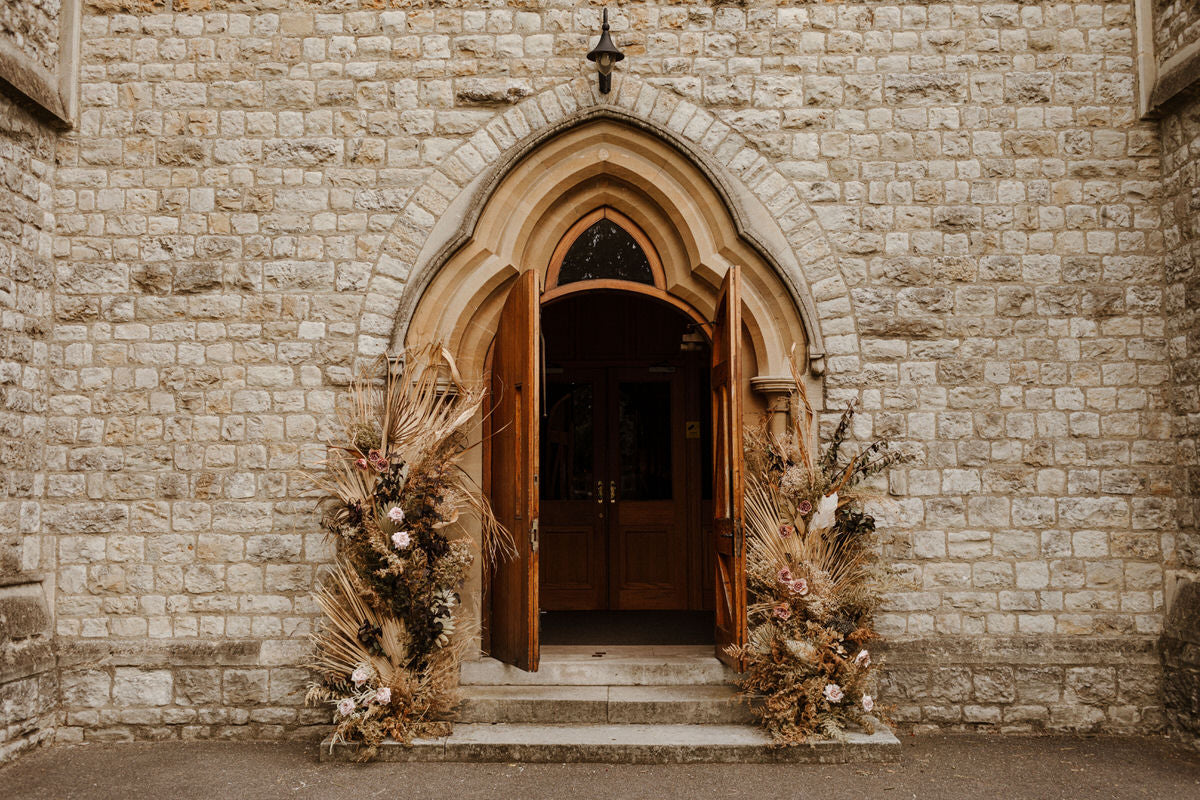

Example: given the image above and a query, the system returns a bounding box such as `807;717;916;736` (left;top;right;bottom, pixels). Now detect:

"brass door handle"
596;481;604;504
609;480;616;504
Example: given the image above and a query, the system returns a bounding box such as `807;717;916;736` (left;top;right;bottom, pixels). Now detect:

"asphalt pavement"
2;734;1198;799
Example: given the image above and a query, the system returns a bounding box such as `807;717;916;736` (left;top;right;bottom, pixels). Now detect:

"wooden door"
488;270;540;671
608;367;689;610
712;266;746;669
540;369;607;610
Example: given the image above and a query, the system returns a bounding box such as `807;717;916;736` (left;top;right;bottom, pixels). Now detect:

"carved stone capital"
750;375;795;399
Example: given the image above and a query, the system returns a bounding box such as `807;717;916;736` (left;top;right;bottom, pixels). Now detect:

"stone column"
750;376;795;439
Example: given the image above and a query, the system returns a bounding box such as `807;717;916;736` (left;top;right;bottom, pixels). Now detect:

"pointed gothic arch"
398;112;828;403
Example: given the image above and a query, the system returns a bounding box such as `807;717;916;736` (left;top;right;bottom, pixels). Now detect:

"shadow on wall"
1161;578;1200;745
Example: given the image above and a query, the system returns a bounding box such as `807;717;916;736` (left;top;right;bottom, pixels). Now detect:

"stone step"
320;722;901;764
457;684;754;725
460;645;735;686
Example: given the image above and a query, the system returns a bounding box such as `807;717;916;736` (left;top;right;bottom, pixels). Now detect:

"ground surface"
2;735;1198;799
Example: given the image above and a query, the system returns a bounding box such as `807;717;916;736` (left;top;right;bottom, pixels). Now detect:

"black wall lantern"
586;9;625;94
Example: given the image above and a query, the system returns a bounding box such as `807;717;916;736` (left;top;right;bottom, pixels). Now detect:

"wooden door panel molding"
488;270;540;671
712;266;747;670
540;367;606;612
540;524;605;610
607;367;688;611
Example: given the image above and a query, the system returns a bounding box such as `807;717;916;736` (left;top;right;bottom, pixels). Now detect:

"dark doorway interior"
540;610;713;646
539;291;713;624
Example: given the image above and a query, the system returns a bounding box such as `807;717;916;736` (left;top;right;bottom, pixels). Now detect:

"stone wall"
0;88;57;763
0;0;61;76
1154;0;1200;65
1160;82;1200;743
47;0;1172;742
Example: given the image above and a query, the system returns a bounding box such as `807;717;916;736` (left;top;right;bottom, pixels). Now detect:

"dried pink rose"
351;665;370;686
778;524;795;539
862;694;874;713
772;603;791;621
392;530;411;550
355;457;369;470
823;683;844;703
789;578;809;596
797;499;813;515
855;649;871;668
368;449;388;472
375;687;392;705
777;567;793;584
337;698;355;716
387;506;405;523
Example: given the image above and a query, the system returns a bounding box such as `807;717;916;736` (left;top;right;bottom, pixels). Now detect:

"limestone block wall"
1160;85;1200;742
0;0;61;75
1154;0;1200;65
0;89;57;763
47;0;1174;742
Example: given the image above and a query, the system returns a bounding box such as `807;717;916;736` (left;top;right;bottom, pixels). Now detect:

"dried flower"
823;683;844;703
772;603;791;620
368;449;388;472
862;694;874;713
337;697;356;716
788;578;809;596
796;499;813;516
355;457;369;471
855;649;871;668
778;523;794;539
810;492;838;532
387;506;405;523
780;465;808;495
351;665;370;686
777;566;793;584
375;687;392;705
392;530;411;550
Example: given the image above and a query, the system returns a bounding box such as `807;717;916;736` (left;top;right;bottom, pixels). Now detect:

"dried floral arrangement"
304;346;511;760
729;356;911;745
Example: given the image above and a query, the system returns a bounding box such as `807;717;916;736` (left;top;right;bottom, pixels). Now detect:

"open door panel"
487;270;540;671
712;265;746;670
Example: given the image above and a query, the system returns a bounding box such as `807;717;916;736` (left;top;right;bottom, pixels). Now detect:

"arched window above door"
559;218;653;285
547;208;665;291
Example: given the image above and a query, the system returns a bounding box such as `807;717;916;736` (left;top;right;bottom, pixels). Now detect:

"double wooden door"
540;366;688;611
487;268;747;671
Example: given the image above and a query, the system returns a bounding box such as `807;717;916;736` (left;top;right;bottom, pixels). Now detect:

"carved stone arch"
355;76;860;398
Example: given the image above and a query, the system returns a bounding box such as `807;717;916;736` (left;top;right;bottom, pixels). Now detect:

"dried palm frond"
305;344;514;566
745;477;867;597
310;560;411;686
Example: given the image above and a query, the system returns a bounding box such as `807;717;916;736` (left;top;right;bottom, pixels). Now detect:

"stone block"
223;669;269;705
175;669;222;705
62;670;112;709
1065;667;1117;704
112;669;172;707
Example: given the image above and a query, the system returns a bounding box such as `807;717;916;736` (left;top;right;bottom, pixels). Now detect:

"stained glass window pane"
557;218;654;285
541;380;595;502
618;381;673;500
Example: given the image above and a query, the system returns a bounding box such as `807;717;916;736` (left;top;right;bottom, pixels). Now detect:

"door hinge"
530;519;539;553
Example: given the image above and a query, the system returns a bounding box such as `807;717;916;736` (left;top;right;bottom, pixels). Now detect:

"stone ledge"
320;721;901;764
880;636;1160;667
0;638;56;685
58;639;261;668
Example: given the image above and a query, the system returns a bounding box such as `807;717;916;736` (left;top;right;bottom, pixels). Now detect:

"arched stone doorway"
400;116;824;671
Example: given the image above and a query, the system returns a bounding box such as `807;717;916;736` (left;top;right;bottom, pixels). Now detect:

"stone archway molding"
357;76;859;388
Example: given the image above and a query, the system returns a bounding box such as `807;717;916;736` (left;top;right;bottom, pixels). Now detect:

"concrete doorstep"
320;648;901;764
319;721;901;764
